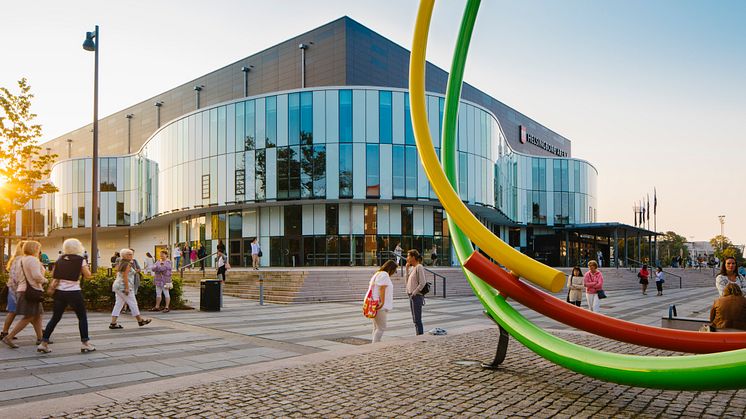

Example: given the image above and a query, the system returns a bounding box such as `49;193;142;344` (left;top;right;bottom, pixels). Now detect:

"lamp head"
83;32;96;51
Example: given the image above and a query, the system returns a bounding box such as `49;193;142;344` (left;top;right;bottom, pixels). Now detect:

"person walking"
584;260;604;313
173;244;181;270
151;250;173;312
430;244;438;267
250;238;261;270
566;266;584;307
406;249;427;335
198;244;207;271
37;239;95;354
715;256;746;296
217;240;226;254
366;260;397;343
1;241;26;341
189;247;197;270
2;241;47;348
638;264;650;295
596;250;603;267
655;266;665;296
109;249;151;329
110;251;120;269
142;252;155;275
216;250;227;282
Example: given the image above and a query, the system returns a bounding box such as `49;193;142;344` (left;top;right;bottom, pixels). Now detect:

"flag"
647;194;650;223
654;188;657;215
641;200;645;224
634;203;637;227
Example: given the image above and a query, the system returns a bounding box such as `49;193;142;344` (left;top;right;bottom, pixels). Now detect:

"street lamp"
718;215;726;256
83;25;99;271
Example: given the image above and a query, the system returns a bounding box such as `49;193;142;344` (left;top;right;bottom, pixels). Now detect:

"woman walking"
2;241;47;348
655;266;665;296
151;250;173;312
637;264;650;295
566;266;584;307
109;249;151;329
189;247;197;270
142;252;155;275
251;238;261;270
715;256;746;296
584;260;604;313
216;250;227;282
1;241;26;341
38;239;95;353
366;260;397;343
406;249;427;335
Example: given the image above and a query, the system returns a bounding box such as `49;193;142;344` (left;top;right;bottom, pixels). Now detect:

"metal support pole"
299;44;308;88
613;229;619;269
87;25;100;272
259;274;264;306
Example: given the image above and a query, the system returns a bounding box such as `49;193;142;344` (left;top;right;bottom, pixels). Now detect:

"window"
339;143;353;198
266;96;277;147
339;90;352;143
284;205;302;236
245;100;256;150
235;102;245;152
300;91;313;145
326;204;338;235
209;108;218;156
404;92;414;145
312;145;326;198
289;93;300;146
401;205;413;235
366;144;380;198
433;208;443;236
392;146;405;197
364;204;377;235
218;106;227;155
229;212;242;239
289;146;301;199
255;149;266;200
379;91;392;144
235;169;245;196
277;147;289;199
202;174;210;199
405;146;418;197
459;152;468;200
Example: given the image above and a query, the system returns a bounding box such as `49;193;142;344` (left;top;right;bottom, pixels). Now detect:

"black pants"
656;282;663;293
409;294;425;335
217;266;226;281
43;290;89;342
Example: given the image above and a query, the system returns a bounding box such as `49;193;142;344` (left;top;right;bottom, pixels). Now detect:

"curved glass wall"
40;87;596;266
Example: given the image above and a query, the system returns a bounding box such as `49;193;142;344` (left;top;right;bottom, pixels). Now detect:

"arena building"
16;17;602;268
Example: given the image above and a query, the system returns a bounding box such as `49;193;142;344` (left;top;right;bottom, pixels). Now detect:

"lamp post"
718;215;726;255
83;25;99;271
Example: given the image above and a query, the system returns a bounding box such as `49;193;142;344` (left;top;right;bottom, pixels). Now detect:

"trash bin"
200;279;221;311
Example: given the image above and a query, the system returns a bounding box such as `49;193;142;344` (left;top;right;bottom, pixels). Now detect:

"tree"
658;231;689;267
709;235;744;265
0;78;57;259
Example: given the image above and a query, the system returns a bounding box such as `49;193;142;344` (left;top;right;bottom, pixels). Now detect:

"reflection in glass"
339;90;352;143
379;91;392;144
266;96;277;148
339;144;353;198
366;144;380;198
405;146;417;197
245;100;255;150
289;93;300;146
392;145;405;197
300;91;313;145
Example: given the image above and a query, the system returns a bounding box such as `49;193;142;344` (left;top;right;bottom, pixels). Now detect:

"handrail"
423;266;447;298
179;251;219;278
659;268;683;289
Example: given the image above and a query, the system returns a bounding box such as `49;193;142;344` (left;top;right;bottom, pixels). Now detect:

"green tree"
709;235;744;265
658;231;689;266
0;78;57;260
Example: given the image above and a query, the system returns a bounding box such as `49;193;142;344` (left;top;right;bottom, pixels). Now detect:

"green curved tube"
427;0;746;390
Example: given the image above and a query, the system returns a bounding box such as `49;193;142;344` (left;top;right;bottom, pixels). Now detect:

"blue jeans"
409;294;425;335
43;290;89;342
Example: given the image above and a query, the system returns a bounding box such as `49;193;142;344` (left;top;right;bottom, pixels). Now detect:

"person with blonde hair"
365;260;397;342
109;248;151;329
37;238;95;353
1;241;26;341
583;260;604;313
2;241;47;348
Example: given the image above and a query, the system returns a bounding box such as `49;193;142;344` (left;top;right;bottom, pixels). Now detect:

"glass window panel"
266;96;277;148
229;211;242;239
366;144;380;198
245;100;255;150
288;93;300;146
379;91;392;144
339;90;352;143
339;144;353;198
392;145;405;197
209;108;218;156
364;204;377;235
300;91;313;145
284;205;302;236
326;204;338;235
401;205;413;235
235;102;245;152
404;92;414;145
289;146;301;199
255;149;265;200
277;147;289;200
405;146;418;197
301;145;313;199
313;145;326;198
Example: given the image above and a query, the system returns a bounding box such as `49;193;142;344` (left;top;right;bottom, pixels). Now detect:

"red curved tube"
464;251;746;354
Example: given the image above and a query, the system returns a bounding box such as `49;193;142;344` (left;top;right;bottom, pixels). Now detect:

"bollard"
259;274;264;306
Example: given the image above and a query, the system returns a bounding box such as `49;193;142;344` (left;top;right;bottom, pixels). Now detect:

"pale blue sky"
2;0;744;244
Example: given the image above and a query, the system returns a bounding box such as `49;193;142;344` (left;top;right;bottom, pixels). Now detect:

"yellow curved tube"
408;0;565;292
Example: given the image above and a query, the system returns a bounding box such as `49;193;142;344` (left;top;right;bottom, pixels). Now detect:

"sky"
2;0;745;245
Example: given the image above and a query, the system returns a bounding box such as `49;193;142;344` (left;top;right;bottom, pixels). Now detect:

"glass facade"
38;87;596;266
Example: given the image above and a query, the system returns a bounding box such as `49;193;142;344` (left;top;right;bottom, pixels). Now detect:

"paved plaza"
0;275;739;418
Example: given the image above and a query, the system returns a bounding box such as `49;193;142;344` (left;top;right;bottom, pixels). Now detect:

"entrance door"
229;240;243;267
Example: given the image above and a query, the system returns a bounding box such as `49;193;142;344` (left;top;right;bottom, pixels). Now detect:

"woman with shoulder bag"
566;266;584;307
2;241;47;348
1;241;27;341
584;260;604;313
406;250;427;335
37;239;95;353
366;260;397;342
109;249;151;329
151;250;173;312
638;264;650;295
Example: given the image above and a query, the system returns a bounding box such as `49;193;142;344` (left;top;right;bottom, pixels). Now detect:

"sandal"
163;308;170;313
138;318;152;327
149;307;161;312
2;337;19;349
109;323;124;329
37;343;52;354
81;342;96;353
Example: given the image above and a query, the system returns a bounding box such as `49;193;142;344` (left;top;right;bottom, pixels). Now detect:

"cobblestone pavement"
41;327;746;418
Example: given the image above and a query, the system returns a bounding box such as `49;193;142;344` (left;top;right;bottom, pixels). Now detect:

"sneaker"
36;343;51;353
81;342;96;353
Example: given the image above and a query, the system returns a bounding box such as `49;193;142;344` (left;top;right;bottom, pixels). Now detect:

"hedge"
0;269;189;311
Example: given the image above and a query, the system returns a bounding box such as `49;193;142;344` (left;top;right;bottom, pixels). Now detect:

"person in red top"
584;260;604;313
638;264;650;295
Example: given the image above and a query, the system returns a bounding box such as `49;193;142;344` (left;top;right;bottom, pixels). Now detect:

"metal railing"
423;267;447;298
179;251;219;278
626;258;684;288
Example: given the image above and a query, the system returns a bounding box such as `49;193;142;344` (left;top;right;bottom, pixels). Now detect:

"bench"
661;304;743;332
